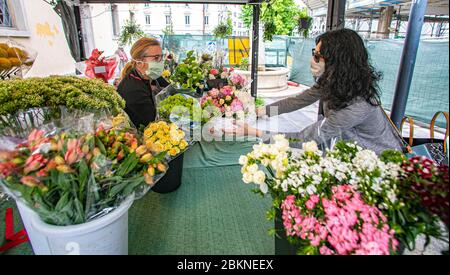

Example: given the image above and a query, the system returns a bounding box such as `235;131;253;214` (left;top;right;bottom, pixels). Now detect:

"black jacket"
117;69;169;128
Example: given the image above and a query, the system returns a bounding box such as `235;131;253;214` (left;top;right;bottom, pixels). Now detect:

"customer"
117;37;169;128
227;28;404;155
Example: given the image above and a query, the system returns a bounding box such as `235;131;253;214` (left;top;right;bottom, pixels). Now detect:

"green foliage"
240;0;302;41
213;16;233;39
239;57;249;71
169;50;205;92
0;76;125;117
158;94;202;122
119;18;145;46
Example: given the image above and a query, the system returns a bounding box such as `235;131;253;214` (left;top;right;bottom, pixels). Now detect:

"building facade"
81;3;250;58
0;0;75;77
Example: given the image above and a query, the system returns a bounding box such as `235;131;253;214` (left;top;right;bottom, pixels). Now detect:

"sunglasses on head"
311;49;323;63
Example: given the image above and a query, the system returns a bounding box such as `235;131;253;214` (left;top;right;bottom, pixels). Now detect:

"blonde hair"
120;37;161;80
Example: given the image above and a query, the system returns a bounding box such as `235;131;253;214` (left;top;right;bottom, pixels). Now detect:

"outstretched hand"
222;120;261;137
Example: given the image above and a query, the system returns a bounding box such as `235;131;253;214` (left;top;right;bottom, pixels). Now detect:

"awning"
78;0;263;4
302;0;449;17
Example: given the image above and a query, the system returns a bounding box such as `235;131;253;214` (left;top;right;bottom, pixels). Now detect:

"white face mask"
310;57;325;78
145;61;165;80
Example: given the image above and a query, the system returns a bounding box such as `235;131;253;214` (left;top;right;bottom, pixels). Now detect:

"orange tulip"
20;176;41;187
23;154;47;174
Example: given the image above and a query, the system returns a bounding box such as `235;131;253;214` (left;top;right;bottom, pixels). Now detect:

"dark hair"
314;29;382;111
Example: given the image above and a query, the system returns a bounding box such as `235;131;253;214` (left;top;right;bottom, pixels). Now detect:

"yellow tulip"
135;145;147;156
156;162;167;173
147;165;155;176
140;153;153;163
144;173;154;185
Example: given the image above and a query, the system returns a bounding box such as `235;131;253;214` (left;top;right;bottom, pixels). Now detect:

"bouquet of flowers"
143;121;190;160
84;49;118;83
200;85;255;121
0;115;167;226
239;136;448;254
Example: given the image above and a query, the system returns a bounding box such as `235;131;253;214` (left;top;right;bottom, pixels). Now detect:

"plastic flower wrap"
0;39;37;77
0;112;167;226
239;135;447;254
143;121;190;161
84;49;118;83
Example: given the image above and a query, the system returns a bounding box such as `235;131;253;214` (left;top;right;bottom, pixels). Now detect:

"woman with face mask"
227;29;404;155
117;37;168;128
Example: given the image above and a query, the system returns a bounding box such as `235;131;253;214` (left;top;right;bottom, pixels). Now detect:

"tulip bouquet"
0;118;167;226
143;121;190;160
239;135;448;254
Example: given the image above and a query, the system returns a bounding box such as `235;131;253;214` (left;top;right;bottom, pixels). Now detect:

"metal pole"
250;4;260;98
390;0;428;128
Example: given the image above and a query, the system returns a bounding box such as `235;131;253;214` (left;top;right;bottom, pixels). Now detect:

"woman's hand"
222;120;262;137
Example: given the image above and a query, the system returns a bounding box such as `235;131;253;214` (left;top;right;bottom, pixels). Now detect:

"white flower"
209;74;216;80
225;111;233;118
247;164;259;174
302;141;319;153
261;158;270;167
220;72;228;79
306;184;317;195
273;135;290;152
387;190;397;203
242;172;253;184
353;150;379;172
239;155;248;165
253;170;266;185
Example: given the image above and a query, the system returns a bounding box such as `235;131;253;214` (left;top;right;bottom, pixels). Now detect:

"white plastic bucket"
16;195;134;255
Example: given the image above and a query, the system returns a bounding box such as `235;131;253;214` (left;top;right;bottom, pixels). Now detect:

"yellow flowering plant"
143;121;190;160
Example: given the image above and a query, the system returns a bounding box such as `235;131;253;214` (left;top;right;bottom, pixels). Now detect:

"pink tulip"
64;139;83;165
210;69;219;75
21;176;41;187
24;154;48;174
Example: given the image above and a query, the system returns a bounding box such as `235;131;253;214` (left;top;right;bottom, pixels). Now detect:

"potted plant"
119;18;144;46
297;8;313;38
238;136;448;255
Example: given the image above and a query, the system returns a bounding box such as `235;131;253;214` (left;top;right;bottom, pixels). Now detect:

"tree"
240;0;302;41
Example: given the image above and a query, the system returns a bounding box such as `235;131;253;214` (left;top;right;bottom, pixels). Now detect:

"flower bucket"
274;208;299;255
151;153;184;194
15;195;134;255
